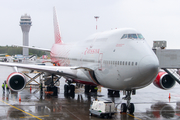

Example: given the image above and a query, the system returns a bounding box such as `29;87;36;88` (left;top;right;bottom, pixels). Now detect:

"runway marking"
20;115;49;118
0;99;42;120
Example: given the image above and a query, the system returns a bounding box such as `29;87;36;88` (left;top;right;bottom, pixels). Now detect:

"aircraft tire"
128;103;135;114
64;84;69;94
85;85;90;93
114;90;120;97
121;103;127;113
70;85;75;93
108;89;113;96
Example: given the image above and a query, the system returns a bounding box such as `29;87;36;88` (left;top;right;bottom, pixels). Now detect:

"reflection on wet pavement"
1;66;180;119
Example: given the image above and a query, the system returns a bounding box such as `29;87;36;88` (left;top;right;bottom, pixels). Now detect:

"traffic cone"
19;95;21;102
30;85;32;91
169;93;171;99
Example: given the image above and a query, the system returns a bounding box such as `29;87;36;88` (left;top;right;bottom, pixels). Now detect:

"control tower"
20;14;32;57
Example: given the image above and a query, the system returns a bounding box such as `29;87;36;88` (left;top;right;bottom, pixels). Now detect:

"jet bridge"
153;41;180;84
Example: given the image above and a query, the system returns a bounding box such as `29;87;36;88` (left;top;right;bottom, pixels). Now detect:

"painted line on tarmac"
0;99;42;120
20;115;49;118
65;108;81;120
128;114;142;120
118;108;141;120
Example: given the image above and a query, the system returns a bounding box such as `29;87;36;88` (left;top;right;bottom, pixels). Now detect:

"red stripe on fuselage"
73;79;96;86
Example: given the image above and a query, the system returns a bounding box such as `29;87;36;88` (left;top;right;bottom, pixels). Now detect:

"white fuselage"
50;28;159;90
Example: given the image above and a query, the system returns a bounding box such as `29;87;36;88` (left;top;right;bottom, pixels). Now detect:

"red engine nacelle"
7;72;26;92
153;71;175;90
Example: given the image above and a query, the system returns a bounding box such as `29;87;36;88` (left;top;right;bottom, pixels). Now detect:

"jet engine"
6;72;26;92
153;71;175;90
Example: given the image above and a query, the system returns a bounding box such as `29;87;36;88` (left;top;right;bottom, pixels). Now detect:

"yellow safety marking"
0;100;42;120
117;108;142;120
128;114;142;120
20;115;49;118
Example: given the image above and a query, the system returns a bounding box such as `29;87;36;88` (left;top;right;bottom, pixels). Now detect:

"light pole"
94;16;99;31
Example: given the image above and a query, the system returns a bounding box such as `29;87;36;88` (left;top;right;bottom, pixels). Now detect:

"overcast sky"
0;0;180;49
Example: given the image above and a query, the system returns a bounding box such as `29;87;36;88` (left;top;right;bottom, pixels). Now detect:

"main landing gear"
85;85;98;93
121;90;135;114
45;74;60;96
108;89;120;97
64;79;75;98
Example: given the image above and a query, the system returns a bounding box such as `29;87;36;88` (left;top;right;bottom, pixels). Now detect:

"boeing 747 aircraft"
0;7;176;114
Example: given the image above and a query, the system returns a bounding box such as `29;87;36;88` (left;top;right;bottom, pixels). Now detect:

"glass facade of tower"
20;14;32;26
20;22;31;25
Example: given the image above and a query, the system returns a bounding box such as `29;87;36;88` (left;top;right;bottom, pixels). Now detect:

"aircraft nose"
139;56;159;77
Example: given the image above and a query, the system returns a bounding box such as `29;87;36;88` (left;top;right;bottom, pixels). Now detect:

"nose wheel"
121;90;135;114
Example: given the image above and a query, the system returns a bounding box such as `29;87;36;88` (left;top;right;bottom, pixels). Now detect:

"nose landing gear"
121;90;135;114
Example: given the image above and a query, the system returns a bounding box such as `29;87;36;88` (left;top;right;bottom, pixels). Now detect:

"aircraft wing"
0;53;7;56
13;45;51;52
0;62;78;79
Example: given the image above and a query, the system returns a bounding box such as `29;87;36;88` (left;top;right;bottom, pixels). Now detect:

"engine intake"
7;72;26;92
153;71;175;90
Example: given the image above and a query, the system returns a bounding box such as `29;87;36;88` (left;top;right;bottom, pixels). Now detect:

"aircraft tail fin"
53;7;63;44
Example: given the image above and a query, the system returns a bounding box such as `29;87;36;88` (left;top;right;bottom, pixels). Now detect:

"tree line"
0;46;49;57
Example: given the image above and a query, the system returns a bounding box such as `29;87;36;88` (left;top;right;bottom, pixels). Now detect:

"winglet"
53;7;63;44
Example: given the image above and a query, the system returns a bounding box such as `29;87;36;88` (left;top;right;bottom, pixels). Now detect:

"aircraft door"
98;53;103;71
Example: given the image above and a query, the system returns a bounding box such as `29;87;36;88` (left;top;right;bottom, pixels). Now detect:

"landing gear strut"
121;90;135;114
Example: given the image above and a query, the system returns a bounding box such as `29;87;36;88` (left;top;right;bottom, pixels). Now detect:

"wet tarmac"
1;65;180;120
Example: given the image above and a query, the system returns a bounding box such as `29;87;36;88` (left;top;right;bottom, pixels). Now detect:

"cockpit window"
128;34;137;39
121;34;127;39
121;34;144;40
137;34;144;39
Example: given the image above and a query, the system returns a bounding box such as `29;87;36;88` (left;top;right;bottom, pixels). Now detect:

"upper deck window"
121;34;144;40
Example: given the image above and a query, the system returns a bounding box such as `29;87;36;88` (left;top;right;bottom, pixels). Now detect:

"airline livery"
0;7;175;114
